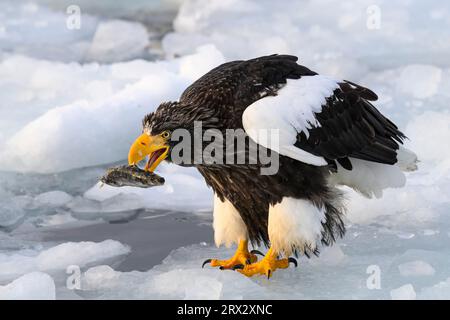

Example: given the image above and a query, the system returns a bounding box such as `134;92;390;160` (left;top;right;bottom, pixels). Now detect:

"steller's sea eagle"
128;55;417;278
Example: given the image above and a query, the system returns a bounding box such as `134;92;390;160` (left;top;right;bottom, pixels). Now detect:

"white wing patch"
242;76;339;166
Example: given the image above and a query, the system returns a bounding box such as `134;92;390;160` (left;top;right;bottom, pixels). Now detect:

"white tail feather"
329;146;418;199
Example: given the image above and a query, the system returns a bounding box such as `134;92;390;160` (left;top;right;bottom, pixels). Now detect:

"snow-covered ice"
419;278;450;299
0;240;130;281
85;20;150;63
35;190;73;208
0;0;449;299
390;284;416;300
398;261;436;277
84;162;212;213
0;45;225;173
0;272;56;300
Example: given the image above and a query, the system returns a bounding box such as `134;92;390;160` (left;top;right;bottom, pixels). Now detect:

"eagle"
128;55;417;278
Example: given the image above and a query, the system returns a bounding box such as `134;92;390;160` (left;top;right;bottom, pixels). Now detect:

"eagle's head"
128;101;183;172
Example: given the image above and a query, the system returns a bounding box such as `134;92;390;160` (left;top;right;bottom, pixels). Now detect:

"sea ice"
419;278;450;299
0;272;56;300
0;197;26;228
35;190;73;208
0;45;224;173
390;284;416;300
84;163;213;213
0;0;449;300
398;261;435;277
86;20;150;63
164;0;450;76
0;240;130;281
0;1;98;62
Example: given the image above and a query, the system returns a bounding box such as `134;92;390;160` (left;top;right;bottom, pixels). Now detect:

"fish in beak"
128;133;169;172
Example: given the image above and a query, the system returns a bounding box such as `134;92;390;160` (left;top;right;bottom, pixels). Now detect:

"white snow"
86;20;150;63
422;229;439;236
419;278;450;299
82;265;121;290
243;77;337;166
405;111;450;165
0;272;56;300
76;245;270;299
329;158;407;199
35;190;73;207
0;1;98;62
269;197;326;255
390;284;416;300
0;45;224;173
0;197;26;228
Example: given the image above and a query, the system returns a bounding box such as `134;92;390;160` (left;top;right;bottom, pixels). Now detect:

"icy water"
0;162;213;271
0;0;450;299
43;210;213;272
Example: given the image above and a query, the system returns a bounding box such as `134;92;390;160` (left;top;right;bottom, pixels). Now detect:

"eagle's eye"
161;131;170;139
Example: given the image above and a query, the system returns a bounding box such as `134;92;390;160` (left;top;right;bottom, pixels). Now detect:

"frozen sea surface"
0;0;449;299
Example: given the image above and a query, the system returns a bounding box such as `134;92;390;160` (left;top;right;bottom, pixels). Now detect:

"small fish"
100;165;165;188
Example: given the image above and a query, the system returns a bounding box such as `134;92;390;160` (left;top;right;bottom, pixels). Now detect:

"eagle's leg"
236;247;297;278
202;240;258;270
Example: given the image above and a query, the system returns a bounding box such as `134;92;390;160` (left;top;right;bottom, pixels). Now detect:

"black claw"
288;257;298;267
202;259;212;268
267;270;272;279
219;266;224;270
250;249;264;256
232;264;244;270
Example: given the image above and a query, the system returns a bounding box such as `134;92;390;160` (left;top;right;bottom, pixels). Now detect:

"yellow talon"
237;247;297;278
202;240;258;270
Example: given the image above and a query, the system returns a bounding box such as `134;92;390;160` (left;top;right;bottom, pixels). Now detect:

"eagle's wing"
242;75;406;169
179;55;317;114
180;54;405;168
294;80;406;169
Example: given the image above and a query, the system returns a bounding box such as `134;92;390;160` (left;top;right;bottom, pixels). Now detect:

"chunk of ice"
396;65;442;99
0;272;55;300
398;260;435;277
86;20;150;63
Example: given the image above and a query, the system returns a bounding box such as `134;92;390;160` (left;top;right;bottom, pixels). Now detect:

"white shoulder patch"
242;76;339;166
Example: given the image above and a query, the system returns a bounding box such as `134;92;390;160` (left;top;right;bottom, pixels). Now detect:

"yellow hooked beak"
128;133;169;172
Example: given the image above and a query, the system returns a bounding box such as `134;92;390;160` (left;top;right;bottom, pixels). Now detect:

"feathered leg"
236;247;297;278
